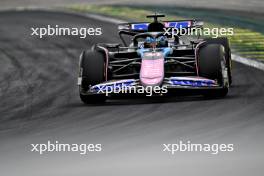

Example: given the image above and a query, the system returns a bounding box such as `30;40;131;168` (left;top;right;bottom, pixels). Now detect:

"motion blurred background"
0;1;263;176
0;0;264;13
2;0;264;61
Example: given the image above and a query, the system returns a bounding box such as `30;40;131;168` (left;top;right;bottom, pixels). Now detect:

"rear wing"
118;20;204;32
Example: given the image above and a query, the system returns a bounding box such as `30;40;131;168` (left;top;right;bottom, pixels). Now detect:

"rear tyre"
205;37;232;85
79;49;106;104
198;44;228;98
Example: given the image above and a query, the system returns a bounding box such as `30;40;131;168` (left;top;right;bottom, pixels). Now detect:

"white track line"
83;13;127;24
232;54;264;71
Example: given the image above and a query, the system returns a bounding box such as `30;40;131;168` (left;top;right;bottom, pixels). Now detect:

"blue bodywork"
169;78;215;87
131;21;191;31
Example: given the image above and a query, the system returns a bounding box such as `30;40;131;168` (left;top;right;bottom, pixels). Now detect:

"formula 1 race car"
78;14;232;104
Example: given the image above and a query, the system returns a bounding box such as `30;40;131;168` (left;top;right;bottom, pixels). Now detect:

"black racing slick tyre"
79;50;106;104
198;44;228;98
205;37;232;85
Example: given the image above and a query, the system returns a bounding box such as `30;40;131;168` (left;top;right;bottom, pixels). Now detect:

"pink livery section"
140;52;164;86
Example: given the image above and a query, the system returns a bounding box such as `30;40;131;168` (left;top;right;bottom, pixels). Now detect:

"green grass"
68;5;264;61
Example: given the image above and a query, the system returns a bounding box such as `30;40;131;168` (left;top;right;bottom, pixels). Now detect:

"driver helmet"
157;36;167;47
144;37;157;48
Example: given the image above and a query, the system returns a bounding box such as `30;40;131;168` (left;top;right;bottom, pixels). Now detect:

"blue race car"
78;14;232;104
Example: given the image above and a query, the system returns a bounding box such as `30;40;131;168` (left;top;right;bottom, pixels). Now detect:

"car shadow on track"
66;94;236;107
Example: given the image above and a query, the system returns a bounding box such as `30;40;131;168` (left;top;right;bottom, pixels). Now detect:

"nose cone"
140;57;164;86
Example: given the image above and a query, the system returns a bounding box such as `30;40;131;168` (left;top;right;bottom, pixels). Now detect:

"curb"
232;54;264;71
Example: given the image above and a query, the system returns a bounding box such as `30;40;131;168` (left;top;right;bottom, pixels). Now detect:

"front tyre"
79;50;106;104
205;37;232;85
198;44;229;98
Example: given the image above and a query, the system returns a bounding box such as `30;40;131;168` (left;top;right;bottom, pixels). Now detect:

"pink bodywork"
140;55;164;86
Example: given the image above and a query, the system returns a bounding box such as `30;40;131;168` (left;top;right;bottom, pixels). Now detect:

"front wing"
78;76;226;96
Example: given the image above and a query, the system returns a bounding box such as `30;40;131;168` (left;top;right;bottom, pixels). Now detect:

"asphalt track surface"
0;10;264;176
